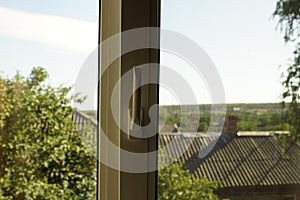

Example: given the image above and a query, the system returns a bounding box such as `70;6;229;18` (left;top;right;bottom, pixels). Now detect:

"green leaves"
274;0;300;141
158;156;219;200
273;0;300;43
28;67;48;86
0;68;96;199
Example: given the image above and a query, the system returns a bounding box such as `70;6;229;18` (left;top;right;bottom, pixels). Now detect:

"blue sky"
0;0;295;108
0;1;98;87
0;0;98;22
160;0;294;104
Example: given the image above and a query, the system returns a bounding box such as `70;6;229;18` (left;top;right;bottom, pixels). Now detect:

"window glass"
0;1;98;199
159;0;300;199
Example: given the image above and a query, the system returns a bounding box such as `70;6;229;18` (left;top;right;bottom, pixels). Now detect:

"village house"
159;116;300;199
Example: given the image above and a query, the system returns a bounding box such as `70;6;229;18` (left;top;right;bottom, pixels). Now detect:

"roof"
159;132;300;188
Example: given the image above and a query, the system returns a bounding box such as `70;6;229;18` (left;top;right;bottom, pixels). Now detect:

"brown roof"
159;133;300;188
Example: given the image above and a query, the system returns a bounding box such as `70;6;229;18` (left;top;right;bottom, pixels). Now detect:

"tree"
158;152;219;200
0;67;96;199
273;0;300;140
197;122;208;132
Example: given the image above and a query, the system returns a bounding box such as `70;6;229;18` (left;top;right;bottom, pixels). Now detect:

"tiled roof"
159;133;300;188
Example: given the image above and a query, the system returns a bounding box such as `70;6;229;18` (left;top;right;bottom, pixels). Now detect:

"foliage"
198;121;209;132
273;0;300;141
160;104;287;132
273;0;300;42
78;119;97;157
158;160;219;200
0;67;96;199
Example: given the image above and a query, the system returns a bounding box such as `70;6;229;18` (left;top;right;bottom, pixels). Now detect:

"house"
159;118;300;199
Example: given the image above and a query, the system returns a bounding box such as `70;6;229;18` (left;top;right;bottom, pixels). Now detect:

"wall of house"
226;193;300;200
226;194;280;200
217;185;300;200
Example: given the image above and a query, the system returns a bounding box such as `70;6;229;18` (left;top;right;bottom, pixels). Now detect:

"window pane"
159;0;300;199
0;1;98;199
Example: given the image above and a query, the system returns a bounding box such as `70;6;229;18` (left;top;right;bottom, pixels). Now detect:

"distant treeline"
159;103;288;132
82;103;289;132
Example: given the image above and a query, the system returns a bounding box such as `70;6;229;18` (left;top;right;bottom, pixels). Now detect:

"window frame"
98;0;161;199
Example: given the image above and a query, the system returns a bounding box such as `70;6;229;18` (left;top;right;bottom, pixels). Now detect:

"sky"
160;0;294;104
0;0;98;87
0;0;295;109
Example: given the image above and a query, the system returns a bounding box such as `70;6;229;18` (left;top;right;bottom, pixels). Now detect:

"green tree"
273;0;300;140
158;162;219;200
0;67;96;199
198;122;208;132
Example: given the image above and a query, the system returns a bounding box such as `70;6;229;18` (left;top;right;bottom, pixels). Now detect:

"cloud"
0;7;98;54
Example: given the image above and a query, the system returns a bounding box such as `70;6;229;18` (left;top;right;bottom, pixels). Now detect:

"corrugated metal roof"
159;133;300;188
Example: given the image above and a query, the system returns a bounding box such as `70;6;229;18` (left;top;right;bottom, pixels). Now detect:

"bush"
158;158;219;199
